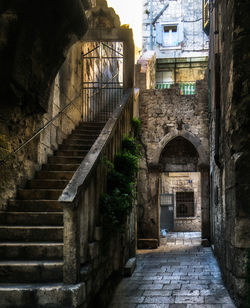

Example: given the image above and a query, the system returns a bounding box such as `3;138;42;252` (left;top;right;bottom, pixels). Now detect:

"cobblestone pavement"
109;232;236;308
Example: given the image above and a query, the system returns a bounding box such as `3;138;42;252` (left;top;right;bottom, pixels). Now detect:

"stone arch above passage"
152;129;209;169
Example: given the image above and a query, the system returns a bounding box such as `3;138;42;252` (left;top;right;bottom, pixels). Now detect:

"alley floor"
109;232;236;308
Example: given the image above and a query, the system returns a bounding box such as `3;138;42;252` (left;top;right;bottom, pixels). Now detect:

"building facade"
142;0;209;89
137;80;209;245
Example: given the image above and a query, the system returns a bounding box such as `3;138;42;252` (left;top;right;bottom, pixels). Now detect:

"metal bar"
102;42;123;57
150;0;153;50
152;3;169;25
83;81;121;84
81;45;100;57
82;56;123;59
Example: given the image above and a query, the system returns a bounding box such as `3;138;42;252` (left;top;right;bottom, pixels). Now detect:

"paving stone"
175;296;204;304
138;283;164;290
163;283;182;290
173;289;200;296
137;305;169;308
108;232;236;308
186;305;222;308
109;304;136;308
205;296;235;304
143;290;172;296
144;296;175;304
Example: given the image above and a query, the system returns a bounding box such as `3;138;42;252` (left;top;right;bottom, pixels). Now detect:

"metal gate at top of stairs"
81;41;124;122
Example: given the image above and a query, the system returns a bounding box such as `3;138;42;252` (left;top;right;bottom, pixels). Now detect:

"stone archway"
152;129;208;168
156;130;210;242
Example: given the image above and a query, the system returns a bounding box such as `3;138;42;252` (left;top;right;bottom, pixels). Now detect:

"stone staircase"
0;121;104;283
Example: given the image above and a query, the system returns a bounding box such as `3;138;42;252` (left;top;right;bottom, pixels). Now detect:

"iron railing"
81;41;124;122
156;81;196;95
1;42;125;165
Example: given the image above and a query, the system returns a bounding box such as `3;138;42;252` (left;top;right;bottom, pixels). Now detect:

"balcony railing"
156;82;196;95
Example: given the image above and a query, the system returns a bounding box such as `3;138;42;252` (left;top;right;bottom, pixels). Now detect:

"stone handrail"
59;88;134;284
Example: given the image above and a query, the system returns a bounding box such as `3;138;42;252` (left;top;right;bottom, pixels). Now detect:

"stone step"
48;156;84;164
27;179;68;189
0;282;86;308
78;121;105;128
0;242;63;260
58;145;93;152
74;127;103;133
0;260;63;283
69;132;99;140
0;212;63;226
7;200;62;212
69;134;99;141
0;226;63;242
18;189;62;200
36;171;75;180
55;150;87;157
63;139;95;146
42;164;80;171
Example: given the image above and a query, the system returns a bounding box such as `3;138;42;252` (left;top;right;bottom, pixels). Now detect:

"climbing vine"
100;133;141;232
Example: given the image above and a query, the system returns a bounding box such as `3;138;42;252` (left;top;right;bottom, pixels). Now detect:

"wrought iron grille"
81;41;124;122
176;191;195;217
160;194;174;206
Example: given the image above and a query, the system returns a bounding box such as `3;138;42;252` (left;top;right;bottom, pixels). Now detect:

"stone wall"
0;1;90;208
0;41;86;209
38;42;84;166
209;0;250;306
137;80;209;243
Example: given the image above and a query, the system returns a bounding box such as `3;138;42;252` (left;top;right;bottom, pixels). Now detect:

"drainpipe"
150;0;153;50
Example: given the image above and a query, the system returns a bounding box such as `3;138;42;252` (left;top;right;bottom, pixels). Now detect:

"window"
176;192;195;217
156;22;183;48
163;25;178;47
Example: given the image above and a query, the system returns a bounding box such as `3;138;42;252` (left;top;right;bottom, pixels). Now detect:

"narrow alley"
109;233;236;308
0;0;249;307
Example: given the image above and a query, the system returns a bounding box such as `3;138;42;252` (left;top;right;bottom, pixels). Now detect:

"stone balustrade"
59;89;134;291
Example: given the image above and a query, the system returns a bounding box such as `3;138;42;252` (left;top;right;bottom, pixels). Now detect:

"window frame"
175;191;196;218
156;21;183;49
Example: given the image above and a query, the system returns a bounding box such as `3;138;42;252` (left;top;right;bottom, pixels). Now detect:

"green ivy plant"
131;117;141;139
100;136;140;232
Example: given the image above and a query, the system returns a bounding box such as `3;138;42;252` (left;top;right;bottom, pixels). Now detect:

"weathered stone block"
124;257;136;277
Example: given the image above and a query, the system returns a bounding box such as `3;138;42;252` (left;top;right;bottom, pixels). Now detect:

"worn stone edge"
58;88;132;204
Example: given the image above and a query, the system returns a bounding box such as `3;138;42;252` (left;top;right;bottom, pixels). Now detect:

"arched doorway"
156;132;210;243
159;136;201;233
